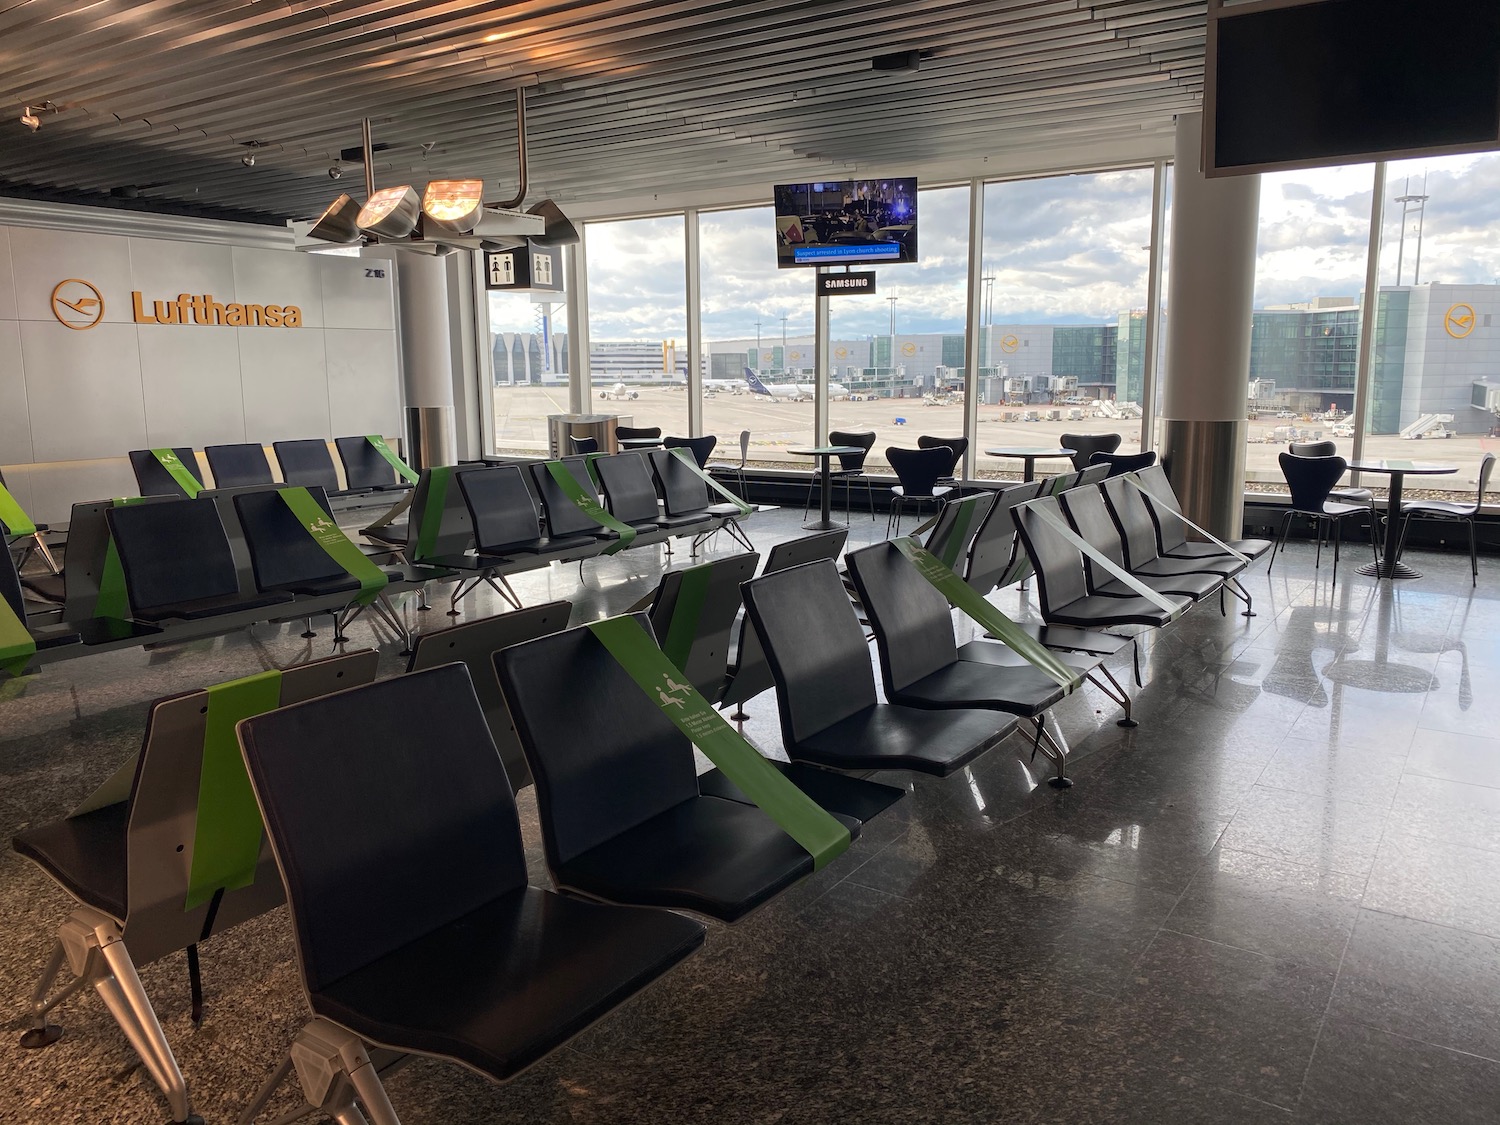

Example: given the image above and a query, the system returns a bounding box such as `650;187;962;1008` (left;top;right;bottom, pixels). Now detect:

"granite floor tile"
1218;785;1390;878
1256;736;1409;808
1404;727;1500;788
1387;772;1500;853
1364;830;1500;939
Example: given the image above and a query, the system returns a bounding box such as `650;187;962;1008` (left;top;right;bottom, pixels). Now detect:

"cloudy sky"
496;152;1500;345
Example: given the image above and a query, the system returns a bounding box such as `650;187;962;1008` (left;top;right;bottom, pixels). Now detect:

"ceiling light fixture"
306;193;362;244
356;185;421;238
422;179;485;234
20;101;56;131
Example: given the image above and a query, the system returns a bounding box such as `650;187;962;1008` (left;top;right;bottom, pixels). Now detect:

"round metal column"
395;252;458;468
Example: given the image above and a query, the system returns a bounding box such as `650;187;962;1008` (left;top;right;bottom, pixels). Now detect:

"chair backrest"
1060;432;1122;472
964;480;1045;592
846;541;959;695
1472;452;1498;514
1012;496;1089;614
403;467;478;561
406;601;572;791
273;440;342;492
1134;464;1189;552
233;487;345;591
1289;440;1337;458
128;447;204;498
106;497;242;612
761;528;849;573
735;429;751;468
1047;470;1084;495
740;559;878;745
614;426;662;441
204;444;276;488
1279;452;1347;514
593;452;662;525
647;553;760;699
237;664;530;991
457;465;544;550
61;498;175;619
1100;474;1163;570
923;492;996;571
1090;450;1157;478
886;446;952;498
650;448;713;516
335;435;403;491
528;458;607;537
829;430;876;472
570;435;600;455
1058;485;1127;592
111;650;380;966
664;434;717;468
495;615;701;867
1075;462;1111;487
917;435;967;476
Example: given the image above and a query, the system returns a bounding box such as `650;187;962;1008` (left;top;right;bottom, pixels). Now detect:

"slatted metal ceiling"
0;0;1205;224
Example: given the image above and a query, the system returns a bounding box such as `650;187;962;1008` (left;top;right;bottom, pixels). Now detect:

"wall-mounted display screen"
772;178;917;268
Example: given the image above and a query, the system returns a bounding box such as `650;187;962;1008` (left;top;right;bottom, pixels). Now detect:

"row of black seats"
129;437;411;499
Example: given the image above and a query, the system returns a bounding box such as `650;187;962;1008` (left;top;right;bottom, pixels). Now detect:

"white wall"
0;219;401;523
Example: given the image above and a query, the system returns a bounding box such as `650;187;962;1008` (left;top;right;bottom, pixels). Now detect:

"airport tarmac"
493;383;1496;495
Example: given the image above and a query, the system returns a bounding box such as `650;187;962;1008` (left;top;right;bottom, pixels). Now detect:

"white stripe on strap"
1123;474;1249;566
1024;500;1186;620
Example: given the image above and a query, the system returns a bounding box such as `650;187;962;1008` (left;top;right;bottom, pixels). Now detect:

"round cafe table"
1345;459;1457;579
984;447;1077;482
616;435;664;450
788;445;862;531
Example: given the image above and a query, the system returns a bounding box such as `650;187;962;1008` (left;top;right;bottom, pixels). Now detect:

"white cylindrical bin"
396;252;458;468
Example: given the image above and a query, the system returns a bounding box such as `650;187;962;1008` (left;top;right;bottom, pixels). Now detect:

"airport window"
488;289;568;456
584;214;689;439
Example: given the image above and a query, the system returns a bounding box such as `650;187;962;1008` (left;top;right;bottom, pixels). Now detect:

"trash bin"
548;414;626;457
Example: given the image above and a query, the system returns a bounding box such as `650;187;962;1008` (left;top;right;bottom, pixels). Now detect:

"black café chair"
664;434;718;469
235;665;706;1125
885;445;954;536
569;435;601;455
614;426;662;443
497;616;856;922
1289;440;1375;508
1268;452;1377;581
803;431;876;522
1088;450;1156;478
707;429;751;499
741;558;1017;776
917;434;968;483
1061;432;1121;472
1393;451;1497;586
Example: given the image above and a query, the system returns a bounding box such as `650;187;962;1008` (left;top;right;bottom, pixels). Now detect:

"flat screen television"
1206;0;1500;177
772;178;917;268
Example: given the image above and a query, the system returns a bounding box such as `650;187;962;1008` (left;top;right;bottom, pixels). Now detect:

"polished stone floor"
4;510;1500;1124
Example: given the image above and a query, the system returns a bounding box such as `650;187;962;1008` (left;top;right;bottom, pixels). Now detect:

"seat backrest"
335;435;402;490
495;615;701;867
238;664;530;991
614;426;661;440
457;465;543;550
107;498;242;612
964;480;1045;592
664;434;717;468
1473;452;1498;514
846;541;959;695
204;444;276;489
273;440;342;492
650;448;713;516
761;528;849;573
129;447;204;498
61;498;174;619
528;458;606;537
923;492;996;571
1048;470;1083;495
114;650;380;966
1100;474;1162;570
735;429;751;467
1090;450;1157;478
886;446;951;498
1075;462;1111;487
1134;463;1189;552
648;553;760;699
1058;485;1127;592
829;430;876;471
594;452;662;525
407;601;572;791
917;435;967;476
1289;440;1337;458
1060;432;1121;472
570;435;600;455
1279;452;1347;513
1012;496;1088;614
233;487;345;591
740;560;878;745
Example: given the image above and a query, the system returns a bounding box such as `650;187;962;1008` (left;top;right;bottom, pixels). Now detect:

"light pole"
754;319;762;372
1394;173;1430;286
886;295;898;374
780;313;789;372
982;275;995;367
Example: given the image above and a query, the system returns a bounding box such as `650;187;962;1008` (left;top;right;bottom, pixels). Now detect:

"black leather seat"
497;618;855;921
236;664;705;1106
963;480;1046;593
234;487;404;597
1134;465;1272;562
128;447;204;498
204;443;276;488
595;452;706;530
741;560;1015;776
528;459;619;541
1100;475;1245;579
0;539;78;652
647;553;760;699
13;803;128;918
1060;432;1121;472
459;465;594;556
273;439;343;493
1088;450;1157;477
1059;485;1223;603
649;447;755;552
335;436;411;491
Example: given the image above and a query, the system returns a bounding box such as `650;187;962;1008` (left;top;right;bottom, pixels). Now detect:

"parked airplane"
744;368;850;401
598;382;640;400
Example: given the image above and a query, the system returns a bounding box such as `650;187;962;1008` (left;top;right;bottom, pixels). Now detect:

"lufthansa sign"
49;280;303;329
817;271;876;296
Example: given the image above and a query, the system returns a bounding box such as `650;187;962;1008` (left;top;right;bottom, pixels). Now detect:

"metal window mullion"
1140;157;1168;450
685;208;703;436
962;178;984;481
1349;162;1387;481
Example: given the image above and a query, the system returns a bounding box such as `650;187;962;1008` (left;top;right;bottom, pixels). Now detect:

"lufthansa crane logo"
901;341;917;356
51;279;105;330
1001;334;1019;353
1445;304;1476;339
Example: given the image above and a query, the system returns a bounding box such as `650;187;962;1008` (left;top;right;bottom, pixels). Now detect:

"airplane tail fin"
745;367;773;396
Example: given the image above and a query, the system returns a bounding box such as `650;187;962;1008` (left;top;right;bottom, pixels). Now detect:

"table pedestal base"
803;518;845;532
1356;559;1423;579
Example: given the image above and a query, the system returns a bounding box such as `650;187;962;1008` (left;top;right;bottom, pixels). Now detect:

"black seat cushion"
791;704;1013;777
1133;554;1244;579
955;639;1101;674
20;574;65;604
698;761;903;825
1048;592;1182;628
1093;571;1221;602
892;660;1066;719
1164;538;1271;561
311;886;703;1081
555;795;831;921
278;566;405;598
131;589;293;622
13;803;129;920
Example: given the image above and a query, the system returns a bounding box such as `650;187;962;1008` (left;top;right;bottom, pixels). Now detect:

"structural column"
1159;111;1260;540
395;252;458;467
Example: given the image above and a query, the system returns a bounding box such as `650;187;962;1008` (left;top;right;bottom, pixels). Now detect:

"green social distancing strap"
277;487;388;604
94;497;149;620
588;615;849;870
365;434;420;485
930;495;984;570
661;562;714;672
150;449;204;497
413;466;456;562
0;482;37;537
185;669;283;910
1024;501;1185;620
0;597;35;677
1121;474;1249;565
669;447;752;515
892;536;1078;691
544;460;637;555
